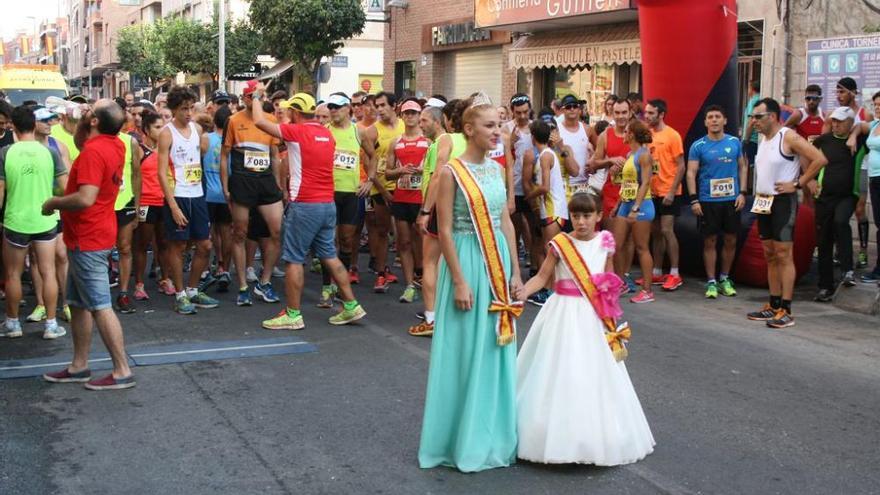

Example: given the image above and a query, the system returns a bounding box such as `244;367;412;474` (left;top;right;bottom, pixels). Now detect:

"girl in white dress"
517;192;655;465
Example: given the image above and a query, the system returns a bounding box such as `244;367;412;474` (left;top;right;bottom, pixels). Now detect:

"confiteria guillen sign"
475;0;634;28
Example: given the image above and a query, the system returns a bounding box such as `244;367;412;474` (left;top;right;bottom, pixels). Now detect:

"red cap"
242;80;259;96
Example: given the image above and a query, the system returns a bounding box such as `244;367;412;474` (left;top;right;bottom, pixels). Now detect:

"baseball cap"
837;77;858;92
34;107;56;122
560;94;585;107
242;80;259;97
425;97;446;109
400;100;422;113
68;94;88;104
212;90;230;103
326;93;351;108
829;106;856;121
279;93;317;114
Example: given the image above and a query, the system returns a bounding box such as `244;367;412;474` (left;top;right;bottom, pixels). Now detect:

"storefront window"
394;61;416;98
553;65;615;122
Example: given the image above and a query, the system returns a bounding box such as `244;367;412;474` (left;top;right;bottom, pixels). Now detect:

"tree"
249;0;366;78
161;17;216;76
222;20;263;77
117;22;175;81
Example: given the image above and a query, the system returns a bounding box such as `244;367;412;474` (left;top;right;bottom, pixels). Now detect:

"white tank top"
536;148;569;220
755;127;800;196
167;122;204;198
506;120;533;196
557;120;592;185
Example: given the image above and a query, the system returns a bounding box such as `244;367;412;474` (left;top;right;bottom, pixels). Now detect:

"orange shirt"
649;125;684;197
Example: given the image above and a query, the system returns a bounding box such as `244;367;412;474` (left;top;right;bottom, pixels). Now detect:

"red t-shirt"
139;146;165;206
280;122;335;203
392;136;428;204
61;134;124;251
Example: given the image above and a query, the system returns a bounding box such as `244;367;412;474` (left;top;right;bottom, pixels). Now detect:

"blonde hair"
462;102;496;141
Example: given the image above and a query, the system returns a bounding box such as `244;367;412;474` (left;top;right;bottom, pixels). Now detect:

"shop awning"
258;59;295;81
508;23;641;70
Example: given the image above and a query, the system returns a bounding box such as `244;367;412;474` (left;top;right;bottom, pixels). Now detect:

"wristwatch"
419;209;431;216
794;181;802;189
631;205;640;213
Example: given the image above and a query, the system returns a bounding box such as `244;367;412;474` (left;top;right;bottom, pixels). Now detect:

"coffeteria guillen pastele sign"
475;0;635;28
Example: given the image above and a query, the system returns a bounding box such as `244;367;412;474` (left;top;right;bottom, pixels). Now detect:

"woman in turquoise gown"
418;100;523;472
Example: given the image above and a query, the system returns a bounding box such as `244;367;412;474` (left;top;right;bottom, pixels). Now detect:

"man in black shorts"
687;105;748;299
220;81;284;307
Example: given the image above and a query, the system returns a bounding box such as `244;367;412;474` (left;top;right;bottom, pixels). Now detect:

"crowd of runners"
0;73;878;388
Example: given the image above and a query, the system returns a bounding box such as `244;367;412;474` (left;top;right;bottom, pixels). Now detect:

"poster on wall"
806;33;880;112
358;74;383;95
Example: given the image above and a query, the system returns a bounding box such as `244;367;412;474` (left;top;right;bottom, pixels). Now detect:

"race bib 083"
244;150;271;172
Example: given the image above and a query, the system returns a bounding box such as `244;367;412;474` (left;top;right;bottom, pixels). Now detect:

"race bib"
183;162;202;185
751;193;774;215
334;150;358;171
138;206;149;222
244;150;271;172
652;158;660;174
620;179;638;201
709;177;735;198
397;173;423;191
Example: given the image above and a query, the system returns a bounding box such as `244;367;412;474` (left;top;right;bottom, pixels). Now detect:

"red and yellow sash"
447;158;522;346
549;232;630;361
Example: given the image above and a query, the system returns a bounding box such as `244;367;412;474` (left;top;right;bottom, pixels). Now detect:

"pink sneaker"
630;290;655;304
158;279;176;296
134;283;149;301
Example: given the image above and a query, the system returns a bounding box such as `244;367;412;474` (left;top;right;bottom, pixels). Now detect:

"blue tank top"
866;121;880;178
203;132;226;203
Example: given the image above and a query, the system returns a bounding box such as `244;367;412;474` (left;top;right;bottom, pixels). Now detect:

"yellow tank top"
372;119;405;194
620;148;652;202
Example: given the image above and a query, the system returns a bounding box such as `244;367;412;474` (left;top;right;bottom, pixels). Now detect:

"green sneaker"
61;305;72;322
262;309;304;330
399;284;418;303
175;296;197;315
857;250;869;268
189;291;219;309
705;281;718;299
718;278;737;297
329;304;366;325
26;305;47;322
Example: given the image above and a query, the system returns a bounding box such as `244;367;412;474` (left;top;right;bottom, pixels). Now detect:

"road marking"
129;341;310;358
0;357;112;371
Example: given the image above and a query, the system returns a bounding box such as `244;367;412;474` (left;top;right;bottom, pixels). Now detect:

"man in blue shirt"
687;105;748;299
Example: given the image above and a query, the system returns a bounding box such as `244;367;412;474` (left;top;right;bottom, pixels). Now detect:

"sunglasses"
748;112;770;120
563;104;579;110
351;102;363;107
805;96;822;101
327;104;345;110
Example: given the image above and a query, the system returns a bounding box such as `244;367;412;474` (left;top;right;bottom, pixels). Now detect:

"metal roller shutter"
441;46;503;105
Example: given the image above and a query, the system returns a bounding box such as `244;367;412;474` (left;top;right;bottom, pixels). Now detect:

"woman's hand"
454;281;474;311
509;277;524;302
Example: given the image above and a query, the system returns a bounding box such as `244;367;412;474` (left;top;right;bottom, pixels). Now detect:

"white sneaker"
43;323;67;340
246;267;259;283
272;266;285;278
1;320;23;338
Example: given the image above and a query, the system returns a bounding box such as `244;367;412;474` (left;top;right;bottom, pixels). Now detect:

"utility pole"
219;0;226;92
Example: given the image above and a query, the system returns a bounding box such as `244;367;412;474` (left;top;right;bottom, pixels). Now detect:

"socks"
781;299;792;313
185;287;198;298
652;268;663;277
719;273;729;281
285;307;301;318
707;278;717;285
46;318;57;328
343;300;359;311
176;290;186;300
770;295;782;310
425;310;435;324
670;267;679;276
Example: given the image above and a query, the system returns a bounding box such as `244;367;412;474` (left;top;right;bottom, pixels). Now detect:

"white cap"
425;97;446;109
326;93;350;107
830;106;855;121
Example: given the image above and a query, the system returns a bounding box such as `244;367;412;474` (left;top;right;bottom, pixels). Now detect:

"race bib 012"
334;150;358;171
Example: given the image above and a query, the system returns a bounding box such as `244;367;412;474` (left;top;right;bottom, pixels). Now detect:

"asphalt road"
1;260;878;495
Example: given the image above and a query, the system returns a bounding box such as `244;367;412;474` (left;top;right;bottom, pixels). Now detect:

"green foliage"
161;17;216;75
249;0;366;75
116;22;175;81
223;20;263;76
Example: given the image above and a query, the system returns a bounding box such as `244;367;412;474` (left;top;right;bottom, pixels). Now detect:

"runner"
746;98;827;328
132;111;169;302
251;88;366;330
219;80;283;307
42;99;135;390
409;100;467;337
848;90;880;283
363;91;404;291
557;94;595;198
318;92;376;307
156;85;220;315
112;118;142;314
316;102;331;126
785;84;826;142
197;110;231;294
348;94;378;284
611;119;655;304
50;102;82;162
812;107;864;301
0;106;68;339
686;105;748;299
645;99;685;291
524;118;569;243
386;99;428;303
351;91;367;123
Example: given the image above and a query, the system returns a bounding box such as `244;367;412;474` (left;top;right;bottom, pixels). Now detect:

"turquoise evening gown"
418;157;518;472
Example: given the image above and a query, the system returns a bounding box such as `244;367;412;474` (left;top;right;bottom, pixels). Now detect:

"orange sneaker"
374;275;390;293
662;274;683;291
636;274;667;286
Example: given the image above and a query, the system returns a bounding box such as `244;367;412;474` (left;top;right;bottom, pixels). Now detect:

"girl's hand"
509;277;524;302
454;281;474;311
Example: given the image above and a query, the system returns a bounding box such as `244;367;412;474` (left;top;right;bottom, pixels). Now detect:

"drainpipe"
782;0;793;104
